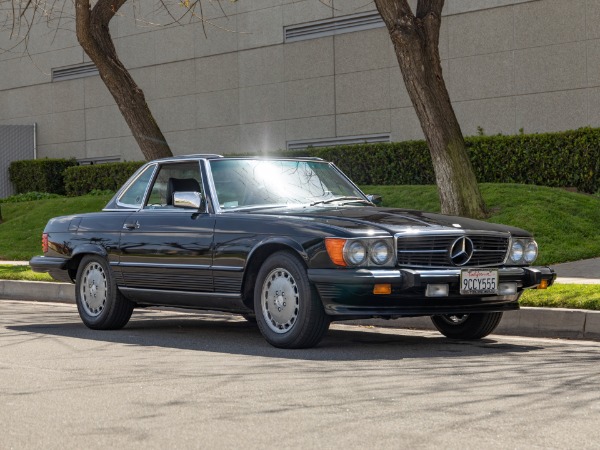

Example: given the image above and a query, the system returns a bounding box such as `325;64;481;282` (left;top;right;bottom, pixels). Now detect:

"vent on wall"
52;62;99;82
287;133;391;151
284;11;385;43
77;156;121;165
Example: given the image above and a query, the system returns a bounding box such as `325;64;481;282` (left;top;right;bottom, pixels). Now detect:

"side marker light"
373;284;392;295
537;280;549;290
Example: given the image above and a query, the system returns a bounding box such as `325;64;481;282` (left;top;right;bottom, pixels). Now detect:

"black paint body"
31;156;556;320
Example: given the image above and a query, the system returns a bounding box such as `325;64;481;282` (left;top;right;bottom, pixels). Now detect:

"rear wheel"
254;251;330;349
431;312;503;340
75;255;134;330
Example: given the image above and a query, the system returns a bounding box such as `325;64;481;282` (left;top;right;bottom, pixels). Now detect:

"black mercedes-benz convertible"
30;155;555;348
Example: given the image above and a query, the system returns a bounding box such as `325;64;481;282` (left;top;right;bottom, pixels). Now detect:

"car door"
117;161;216;302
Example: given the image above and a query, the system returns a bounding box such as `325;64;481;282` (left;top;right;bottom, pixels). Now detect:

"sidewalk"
551;258;600;284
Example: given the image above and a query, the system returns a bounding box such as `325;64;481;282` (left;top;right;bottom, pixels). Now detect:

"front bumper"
307;266;556;318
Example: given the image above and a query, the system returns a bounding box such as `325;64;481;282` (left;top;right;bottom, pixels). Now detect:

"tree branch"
90;0;128;27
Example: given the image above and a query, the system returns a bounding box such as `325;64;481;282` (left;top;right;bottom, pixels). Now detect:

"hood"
242;205;531;237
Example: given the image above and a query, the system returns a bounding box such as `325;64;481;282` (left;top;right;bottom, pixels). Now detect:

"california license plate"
460;269;498;295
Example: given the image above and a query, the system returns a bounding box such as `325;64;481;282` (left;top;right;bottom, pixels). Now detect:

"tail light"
42;233;48;253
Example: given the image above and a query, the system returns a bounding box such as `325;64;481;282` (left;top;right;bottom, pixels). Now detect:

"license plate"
460;269;498;295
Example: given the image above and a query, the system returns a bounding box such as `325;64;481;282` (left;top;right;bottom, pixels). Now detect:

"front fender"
246;236;308;267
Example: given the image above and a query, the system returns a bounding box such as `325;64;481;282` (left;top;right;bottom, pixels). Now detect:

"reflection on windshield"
209;160;367;210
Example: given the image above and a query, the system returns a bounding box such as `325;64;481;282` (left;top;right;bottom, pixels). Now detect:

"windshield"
209;159;367;210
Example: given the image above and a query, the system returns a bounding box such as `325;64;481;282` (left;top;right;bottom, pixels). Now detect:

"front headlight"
325;237;395;267
345;241;367;265
510;240;524;263
370;240;392;265
524;241;538;263
509;238;538;264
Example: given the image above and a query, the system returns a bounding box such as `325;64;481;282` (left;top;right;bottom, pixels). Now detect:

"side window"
145;162;202;209
118;165;155;208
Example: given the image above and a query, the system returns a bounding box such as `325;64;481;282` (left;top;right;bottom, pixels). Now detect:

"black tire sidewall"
253;251;326;348
431;312;503;340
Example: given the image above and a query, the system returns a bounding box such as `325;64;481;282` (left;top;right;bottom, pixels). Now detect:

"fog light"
426;284;449;297
498;282;517;295
373;284;392;295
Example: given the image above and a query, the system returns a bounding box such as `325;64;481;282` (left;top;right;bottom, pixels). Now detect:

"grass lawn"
0;194;112;260
0;265;53;282
520;284;600;311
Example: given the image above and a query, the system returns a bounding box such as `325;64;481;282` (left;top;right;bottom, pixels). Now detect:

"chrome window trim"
206;158;370;214
140;160;208;213
116;163;157;209
202;159;222;214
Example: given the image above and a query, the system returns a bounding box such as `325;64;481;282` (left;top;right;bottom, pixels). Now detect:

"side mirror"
173;191;203;210
366;194;383;206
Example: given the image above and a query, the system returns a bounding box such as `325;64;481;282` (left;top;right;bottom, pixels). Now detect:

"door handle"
123;221;140;230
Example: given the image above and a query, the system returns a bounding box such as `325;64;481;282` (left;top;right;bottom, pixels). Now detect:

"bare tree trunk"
75;0;172;160
374;0;486;218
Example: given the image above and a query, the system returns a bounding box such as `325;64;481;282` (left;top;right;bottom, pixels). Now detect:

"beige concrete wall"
0;0;598;161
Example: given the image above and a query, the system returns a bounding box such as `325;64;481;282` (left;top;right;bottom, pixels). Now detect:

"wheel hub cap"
441;314;469;325
261;268;299;334
80;262;107;317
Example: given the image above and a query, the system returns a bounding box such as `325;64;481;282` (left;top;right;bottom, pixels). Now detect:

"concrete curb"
348;308;600;341
1;280;599;341
0;280;75;304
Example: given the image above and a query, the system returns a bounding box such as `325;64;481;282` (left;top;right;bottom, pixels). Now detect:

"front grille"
396;234;509;268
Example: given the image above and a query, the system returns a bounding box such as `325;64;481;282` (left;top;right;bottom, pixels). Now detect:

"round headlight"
370;240;391;265
524;240;538;263
510;240;524;263
345;241;367;266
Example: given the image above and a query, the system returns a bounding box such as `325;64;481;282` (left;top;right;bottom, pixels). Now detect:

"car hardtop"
151;154;325;163
103;155;332;211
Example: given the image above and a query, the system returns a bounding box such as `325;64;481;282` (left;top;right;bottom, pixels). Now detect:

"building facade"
0;0;597;163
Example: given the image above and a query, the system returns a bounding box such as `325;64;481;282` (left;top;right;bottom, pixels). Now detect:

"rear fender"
67;244;110;276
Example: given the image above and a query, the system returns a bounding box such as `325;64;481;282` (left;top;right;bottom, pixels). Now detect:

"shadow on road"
7;307;546;361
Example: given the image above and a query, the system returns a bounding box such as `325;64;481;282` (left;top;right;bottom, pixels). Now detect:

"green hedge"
11;126;600;197
305;127;600;193
64;162;145;196
8;159;78;195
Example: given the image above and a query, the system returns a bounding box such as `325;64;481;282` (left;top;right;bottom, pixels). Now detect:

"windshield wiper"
310;196;372;206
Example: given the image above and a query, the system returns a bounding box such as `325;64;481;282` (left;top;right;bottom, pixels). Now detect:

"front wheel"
75;255;134;330
254;251;330;349
431;312;503;340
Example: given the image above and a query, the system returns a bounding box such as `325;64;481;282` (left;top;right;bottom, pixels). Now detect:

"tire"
75;255;134;330
431;312;503;340
254;251;330;349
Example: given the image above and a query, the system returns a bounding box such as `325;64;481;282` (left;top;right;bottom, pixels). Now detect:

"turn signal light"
325;238;347;266
42;233;48;253
537;279;549;290
373;284;392;295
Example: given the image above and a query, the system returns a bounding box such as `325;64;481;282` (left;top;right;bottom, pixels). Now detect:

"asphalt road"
1;300;599;449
